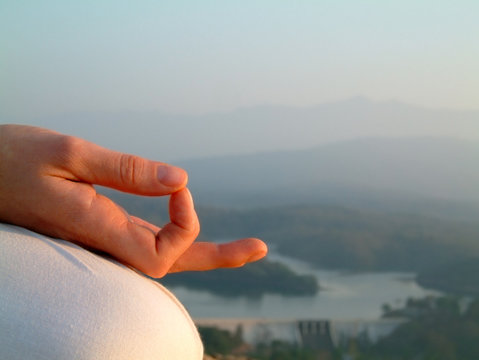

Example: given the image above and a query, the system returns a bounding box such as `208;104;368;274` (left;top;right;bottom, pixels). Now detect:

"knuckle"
57;135;80;156
192;219;200;238
118;154;145;185
52;135;83;165
71;186;97;216
179;217;200;239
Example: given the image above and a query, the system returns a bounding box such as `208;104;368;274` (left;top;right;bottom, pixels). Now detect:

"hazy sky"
1;1;478;122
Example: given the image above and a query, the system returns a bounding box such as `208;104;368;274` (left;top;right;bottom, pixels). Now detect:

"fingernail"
157;166;186;187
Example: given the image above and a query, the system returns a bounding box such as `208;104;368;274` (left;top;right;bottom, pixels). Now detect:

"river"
166;252;440;320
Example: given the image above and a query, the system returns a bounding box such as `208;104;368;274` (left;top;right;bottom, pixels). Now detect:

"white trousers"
0;223;203;360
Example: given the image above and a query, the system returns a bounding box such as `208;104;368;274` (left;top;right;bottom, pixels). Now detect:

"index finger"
56;135;188;196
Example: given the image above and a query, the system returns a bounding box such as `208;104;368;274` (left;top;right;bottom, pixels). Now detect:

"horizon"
6;96;479;123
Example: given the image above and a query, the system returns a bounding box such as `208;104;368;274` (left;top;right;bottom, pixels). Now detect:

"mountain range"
23;97;479;220
21;97;479;162
178;137;479;219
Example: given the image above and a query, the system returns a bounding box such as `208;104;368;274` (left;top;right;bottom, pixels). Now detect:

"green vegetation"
358;297;479;360
162;259;318;297
252;341;321;360
198;326;244;356
199;297;479;360
199;325;324;360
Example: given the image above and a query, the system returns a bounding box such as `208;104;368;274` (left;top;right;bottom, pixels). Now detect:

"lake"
166;252;440;320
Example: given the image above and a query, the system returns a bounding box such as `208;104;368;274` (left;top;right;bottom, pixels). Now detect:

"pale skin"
0;124;267;278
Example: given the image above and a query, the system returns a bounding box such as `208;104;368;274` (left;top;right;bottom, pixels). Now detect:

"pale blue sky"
1;0;478;121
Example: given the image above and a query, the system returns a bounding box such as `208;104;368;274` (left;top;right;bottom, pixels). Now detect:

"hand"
0;125;267;277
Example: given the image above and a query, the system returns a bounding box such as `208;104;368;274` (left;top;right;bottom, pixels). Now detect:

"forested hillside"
196;205;479;272
104;190;479;294
104;187;479;271
161;259;318;297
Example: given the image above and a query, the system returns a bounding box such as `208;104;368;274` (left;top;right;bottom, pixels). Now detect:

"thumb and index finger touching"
0;125;267;277
58;138;201;277
60;135;267;277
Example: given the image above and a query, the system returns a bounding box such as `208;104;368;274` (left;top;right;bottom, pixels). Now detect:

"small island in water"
160;259;319;297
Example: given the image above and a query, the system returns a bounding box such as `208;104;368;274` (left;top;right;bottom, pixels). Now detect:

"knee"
0;223;203;360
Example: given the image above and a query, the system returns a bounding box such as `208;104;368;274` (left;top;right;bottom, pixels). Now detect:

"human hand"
0;125;267;277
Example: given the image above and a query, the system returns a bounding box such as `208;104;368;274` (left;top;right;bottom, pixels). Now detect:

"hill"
179;137;479;207
102;188;479;274
161;259;319;297
196;205;479;273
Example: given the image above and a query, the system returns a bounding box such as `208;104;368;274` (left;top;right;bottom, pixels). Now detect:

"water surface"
167;252;439;319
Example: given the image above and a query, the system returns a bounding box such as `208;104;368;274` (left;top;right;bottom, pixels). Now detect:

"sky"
1;0;479;123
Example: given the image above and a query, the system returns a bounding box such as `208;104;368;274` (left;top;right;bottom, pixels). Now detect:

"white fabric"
0;223;203;360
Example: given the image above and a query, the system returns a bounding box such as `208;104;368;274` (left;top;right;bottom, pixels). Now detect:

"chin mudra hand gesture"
0;124;267;277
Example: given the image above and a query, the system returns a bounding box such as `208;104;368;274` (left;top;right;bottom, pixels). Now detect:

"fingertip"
168;187;199;234
157;165;188;188
245;238;268;263
170;187;195;211
219;237;268;266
